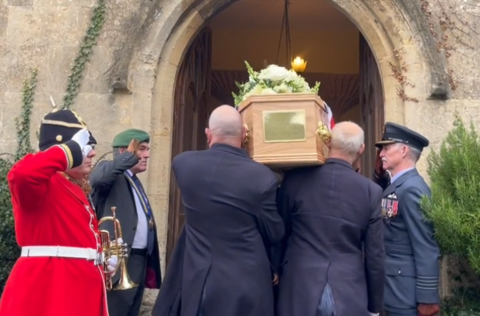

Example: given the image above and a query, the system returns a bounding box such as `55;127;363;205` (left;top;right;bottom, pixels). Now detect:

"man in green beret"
90;128;162;316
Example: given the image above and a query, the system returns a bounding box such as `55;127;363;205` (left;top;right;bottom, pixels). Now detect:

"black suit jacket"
275;158;385;316
89;152;162;289
153;143;284;316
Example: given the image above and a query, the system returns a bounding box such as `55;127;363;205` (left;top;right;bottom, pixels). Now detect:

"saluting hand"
417;303;440;316
127;138;140;157
72;128;93;159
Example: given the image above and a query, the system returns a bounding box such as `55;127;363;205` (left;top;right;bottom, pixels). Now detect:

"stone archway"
120;0;448;270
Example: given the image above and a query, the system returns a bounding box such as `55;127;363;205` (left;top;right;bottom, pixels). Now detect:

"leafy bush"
442;286;480;315
0;156;17;296
0;70;37;296
422;115;480;271
422;114;480;313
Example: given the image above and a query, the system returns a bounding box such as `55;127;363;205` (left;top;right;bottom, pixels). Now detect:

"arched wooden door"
166;27;212;265
359;34;384;177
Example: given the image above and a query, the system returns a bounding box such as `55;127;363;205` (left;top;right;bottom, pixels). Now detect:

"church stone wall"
1;0;480;313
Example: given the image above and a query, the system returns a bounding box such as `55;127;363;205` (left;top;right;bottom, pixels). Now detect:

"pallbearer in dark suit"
275;121;385;316
90;129;162;316
152;105;284;316
373;122;440;316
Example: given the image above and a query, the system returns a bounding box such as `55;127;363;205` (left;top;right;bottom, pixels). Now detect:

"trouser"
197;283;208;316
316;283;336;316
107;249;148;316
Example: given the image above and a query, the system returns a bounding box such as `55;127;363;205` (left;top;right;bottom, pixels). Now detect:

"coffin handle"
316;121;331;143
243;123;250;144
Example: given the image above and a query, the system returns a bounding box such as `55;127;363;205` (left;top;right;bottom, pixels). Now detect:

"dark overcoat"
152;143;284;316
89;152;162;287
274;158;385;316
381;169;440;315
152;227;186;316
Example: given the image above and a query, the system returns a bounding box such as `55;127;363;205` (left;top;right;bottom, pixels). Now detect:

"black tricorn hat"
38;109;96;151
375;122;429;152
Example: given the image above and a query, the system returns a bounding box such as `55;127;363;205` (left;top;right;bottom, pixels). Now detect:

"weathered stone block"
8;0;33;6
40;5;89;45
0;5;9;43
33;0;96;7
6;6;45;46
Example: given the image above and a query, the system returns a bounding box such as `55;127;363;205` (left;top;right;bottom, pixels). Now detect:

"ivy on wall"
0;68;38;294
15;69;37;160
420;0;478;94
62;0;106;109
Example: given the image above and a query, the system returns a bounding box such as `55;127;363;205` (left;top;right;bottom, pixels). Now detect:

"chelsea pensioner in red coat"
0;110;118;316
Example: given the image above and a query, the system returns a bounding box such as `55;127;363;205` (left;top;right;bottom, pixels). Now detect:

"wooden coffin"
237;93;330;168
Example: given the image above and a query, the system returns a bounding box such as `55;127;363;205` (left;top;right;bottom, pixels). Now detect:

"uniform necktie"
131;175;154;254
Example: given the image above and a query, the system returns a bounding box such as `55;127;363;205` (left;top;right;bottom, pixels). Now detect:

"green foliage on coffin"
232;61;321;107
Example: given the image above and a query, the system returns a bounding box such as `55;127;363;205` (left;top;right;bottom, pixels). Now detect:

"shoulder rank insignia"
382;193;399;218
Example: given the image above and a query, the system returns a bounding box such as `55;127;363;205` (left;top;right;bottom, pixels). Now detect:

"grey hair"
112;147;125;157
408;146;422;162
330;121;365;158
393;143;422;162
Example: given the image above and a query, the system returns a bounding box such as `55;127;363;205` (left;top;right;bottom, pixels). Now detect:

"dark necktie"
131;175;154;254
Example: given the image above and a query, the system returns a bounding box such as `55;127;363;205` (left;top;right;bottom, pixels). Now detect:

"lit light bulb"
291;57;307;73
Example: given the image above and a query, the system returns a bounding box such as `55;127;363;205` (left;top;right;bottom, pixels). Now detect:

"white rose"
260;88;277;95
284;70;299;82
258;65;291;83
273;83;292;93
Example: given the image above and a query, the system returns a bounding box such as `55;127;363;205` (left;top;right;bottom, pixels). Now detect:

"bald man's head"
329;121;365;161
206;105;244;148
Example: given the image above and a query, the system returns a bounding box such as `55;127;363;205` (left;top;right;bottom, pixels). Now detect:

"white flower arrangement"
232;61;321;107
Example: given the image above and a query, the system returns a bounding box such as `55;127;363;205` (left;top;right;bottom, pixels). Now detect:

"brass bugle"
99;206;138;291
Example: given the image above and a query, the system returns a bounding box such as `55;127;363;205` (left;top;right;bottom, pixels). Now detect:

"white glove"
106;255;118;273
71;128;92;158
369;313;379;316
110;238;124;246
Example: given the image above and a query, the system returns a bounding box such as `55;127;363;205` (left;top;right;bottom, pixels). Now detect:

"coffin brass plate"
263;110;307;143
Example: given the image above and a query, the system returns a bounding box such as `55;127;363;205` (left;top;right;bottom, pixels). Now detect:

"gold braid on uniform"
60;173;92;196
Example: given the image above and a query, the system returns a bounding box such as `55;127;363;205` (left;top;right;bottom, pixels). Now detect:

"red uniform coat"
0;145;109;316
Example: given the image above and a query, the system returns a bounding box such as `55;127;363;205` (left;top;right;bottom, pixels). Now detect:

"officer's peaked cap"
375;122;429;152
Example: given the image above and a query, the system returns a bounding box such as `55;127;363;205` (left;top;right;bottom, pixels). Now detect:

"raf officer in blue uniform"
373;122;440;316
